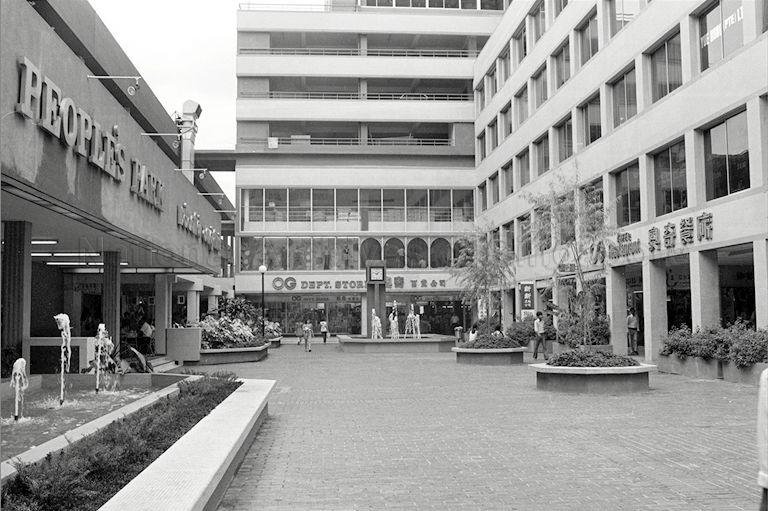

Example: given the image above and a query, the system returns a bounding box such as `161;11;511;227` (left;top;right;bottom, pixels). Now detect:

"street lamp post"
259;265;267;338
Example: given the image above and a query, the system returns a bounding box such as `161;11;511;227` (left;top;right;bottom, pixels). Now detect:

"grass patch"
1;372;240;511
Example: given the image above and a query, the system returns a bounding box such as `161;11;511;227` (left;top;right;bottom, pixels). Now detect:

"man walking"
533;311;547;360
302;318;313;352
626;308;639;355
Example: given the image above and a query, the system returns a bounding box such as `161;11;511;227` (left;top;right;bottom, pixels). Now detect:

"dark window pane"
655;149;672;215
727;111;750;194
700;5;723;70
651;43;667;102
667;34;682;93
722;0;745;58
670;141;687;211
705;122;729;200
628;164;641;223
616;169;629;227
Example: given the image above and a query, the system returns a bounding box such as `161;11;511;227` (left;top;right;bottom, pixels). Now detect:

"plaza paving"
213;341;760;510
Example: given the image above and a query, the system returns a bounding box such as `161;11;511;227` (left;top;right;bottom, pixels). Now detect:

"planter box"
531;363;656;394
269;336;282;348
338;335;454;353
657;354;721;380
190;344;269;366
552;342;613;356
721;361;768;386
100;379;276;511
166;328;202;363
452;347;526;365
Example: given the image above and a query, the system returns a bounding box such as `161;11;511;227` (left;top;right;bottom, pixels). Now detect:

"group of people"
298;318;329;352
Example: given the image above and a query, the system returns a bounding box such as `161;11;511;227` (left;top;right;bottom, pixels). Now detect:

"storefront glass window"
360;238;382;266
312;189;334;222
239;237;263;271
246;189;263;222
407;238;428;268
453;238;473;265
705;110;750;200
452;189;474;222
264;237;287;270
430;238;451;268
360;189;382;227
406;189;428;222
336;237;359;269
289;238;312;270
384;238;405;268
336;189;359;224
654;141;687;215
312;238;335;270
289;189;311;222
429;190;451;222
265;189;287;222
383;189;405;222
699;1;744;71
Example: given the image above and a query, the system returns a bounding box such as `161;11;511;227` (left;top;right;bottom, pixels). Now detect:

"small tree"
451;226;516;334
523;174;615;345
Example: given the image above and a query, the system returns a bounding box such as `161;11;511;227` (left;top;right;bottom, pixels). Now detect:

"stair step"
147;356;182;373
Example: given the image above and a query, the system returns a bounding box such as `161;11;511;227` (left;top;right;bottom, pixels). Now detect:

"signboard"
519;282;535;316
648;212;713;253
608;232;642;260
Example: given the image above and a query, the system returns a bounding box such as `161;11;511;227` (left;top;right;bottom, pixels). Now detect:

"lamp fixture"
52;252;101;257
87;75;142;96
31;239;58;245
173;168;207;179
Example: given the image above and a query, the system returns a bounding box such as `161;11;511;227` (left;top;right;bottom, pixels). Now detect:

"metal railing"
239;1;357;12
239;91;472;101
367;137;453;146
239;47;479;58
239;137;454;147
239;0;503;12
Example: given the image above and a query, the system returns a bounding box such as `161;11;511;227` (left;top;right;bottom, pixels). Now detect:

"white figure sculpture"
389;310;400;341
10;358;29;421
54;313;72;405
371;308;383;340
414;311;421;340
94;323;113;393
404;304;421;340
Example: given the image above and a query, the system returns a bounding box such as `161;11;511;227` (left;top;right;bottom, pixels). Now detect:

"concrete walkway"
213;343;759;510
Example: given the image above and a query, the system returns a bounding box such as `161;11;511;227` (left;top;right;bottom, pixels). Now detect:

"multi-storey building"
474;0;768;359
201;0;506;335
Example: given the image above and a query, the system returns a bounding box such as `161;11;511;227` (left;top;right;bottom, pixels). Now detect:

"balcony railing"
239;47;480;58
239;0;503;12
239;137;454;147
240;91;473;101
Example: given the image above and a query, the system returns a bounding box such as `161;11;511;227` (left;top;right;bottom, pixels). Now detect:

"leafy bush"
196;316;263;350
505;317;537;346
730;328;768;368
659;325;694;358
548;349;639;367
1;374;240;511
557;313;610;347
459;334;522;349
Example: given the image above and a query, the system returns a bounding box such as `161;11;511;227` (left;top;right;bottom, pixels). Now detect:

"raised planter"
552;342;613;356
657;354;722;380
166;327;202;363
721;362;768;386
531;363;657;394
338;335;455;353
269;336;283;348
189;344;269;366
100;379;276;511
452;347;526;365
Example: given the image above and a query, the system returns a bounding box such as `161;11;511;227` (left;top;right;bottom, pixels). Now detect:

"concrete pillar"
638;153;654;222
680;15;698;84
747;95;768;189
502;289;515;329
685;129;706;207
1;221;32;351
754;239;768;329
359;34;368;56
154;275;172;354
606;265;628;355
642;258;667;362
690;250;721;330
186;290;200;324
102;251;121;353
208;294;219;313
361;294;368;336
635;53;652;112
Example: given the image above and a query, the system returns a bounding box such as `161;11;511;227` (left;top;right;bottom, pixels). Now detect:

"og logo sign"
271;277;297;291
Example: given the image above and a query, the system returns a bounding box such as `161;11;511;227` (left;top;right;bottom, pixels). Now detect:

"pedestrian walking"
533;311;547;360
319;319;328;343
626;308;639;355
468;324;478;342
302;318;313;352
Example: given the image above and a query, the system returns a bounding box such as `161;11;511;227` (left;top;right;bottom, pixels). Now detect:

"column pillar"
641;258;667;362
606;265;628;355
154;275;171;354
208;294;219;313
754;239;768;329
186;290;199;324
501;289;515;329
102;251;121;352
1;221;32;352
361;294;368;336
689;250;721;330
747;95;768;189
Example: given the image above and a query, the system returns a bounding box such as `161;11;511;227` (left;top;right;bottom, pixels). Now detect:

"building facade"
224;0;507;335
473;0;768;358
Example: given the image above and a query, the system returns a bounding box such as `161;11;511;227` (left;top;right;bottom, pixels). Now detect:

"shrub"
557;313;610;347
1;374;240;511
730;328;768;368
459;334;522;349
505;316;536;346
548;349;639;367
659;325;694;358
660;321;756;363
196;316;264;350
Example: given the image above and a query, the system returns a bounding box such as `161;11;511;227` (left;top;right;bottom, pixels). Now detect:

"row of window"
477;0;757;162
239;236;465;272
240;188;475;226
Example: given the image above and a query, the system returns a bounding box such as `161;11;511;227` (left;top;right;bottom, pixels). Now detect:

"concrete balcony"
236;54;476;80
235;136;474;156
236;97;475;123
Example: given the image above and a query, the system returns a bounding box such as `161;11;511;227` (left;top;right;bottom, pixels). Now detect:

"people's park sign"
15;57;220;253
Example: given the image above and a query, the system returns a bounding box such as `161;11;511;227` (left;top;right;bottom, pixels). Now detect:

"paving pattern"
214;341;760;510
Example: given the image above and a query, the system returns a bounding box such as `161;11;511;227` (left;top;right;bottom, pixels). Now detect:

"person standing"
468;324;478;343
302;318;313;352
626;308;639;355
533;311;547;360
319;319;328;343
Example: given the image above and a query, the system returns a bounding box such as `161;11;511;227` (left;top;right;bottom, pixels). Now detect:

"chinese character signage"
519;282;535;312
648;212;713;253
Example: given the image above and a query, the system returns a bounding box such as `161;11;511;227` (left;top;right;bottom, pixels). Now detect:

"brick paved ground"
214;341;760;511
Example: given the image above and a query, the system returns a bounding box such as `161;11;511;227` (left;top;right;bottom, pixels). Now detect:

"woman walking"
319;319;328;343
302;318;313;352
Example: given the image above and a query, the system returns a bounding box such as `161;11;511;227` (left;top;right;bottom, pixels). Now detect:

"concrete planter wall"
531;363;656;394
190;344;269;366
269;336;283;348
166;328;202;363
338;335;454;353
552;342;613;356
451;347;526;365
721;362;768;386
657;354;722;380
